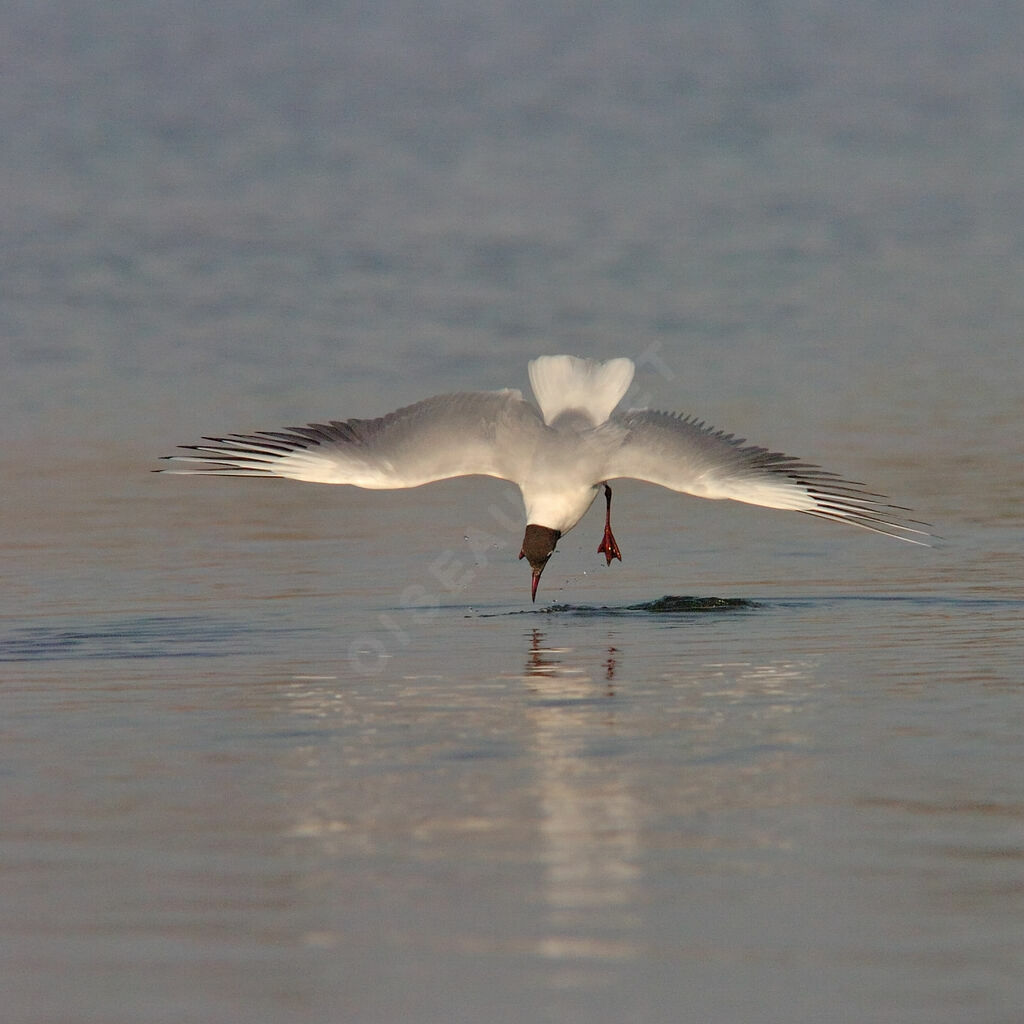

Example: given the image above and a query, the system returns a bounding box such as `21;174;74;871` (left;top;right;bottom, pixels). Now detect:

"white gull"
158;354;929;600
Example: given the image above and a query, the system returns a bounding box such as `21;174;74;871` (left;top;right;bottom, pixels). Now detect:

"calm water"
3;2;1024;1022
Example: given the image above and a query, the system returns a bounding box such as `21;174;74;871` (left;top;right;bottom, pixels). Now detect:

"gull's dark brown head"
518;524;562;602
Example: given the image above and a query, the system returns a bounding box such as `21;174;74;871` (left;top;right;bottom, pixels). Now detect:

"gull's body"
159;355;928;598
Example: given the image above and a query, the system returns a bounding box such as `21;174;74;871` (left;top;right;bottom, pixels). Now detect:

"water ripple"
0;616;297;662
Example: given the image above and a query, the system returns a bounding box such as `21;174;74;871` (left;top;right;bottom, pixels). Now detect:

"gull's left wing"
158;390;546;489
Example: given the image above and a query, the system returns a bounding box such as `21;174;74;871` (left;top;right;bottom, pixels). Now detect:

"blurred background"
4;0;1020;467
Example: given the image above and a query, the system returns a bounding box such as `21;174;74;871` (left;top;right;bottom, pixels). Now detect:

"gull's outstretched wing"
603;409;931;543
158;390;545;488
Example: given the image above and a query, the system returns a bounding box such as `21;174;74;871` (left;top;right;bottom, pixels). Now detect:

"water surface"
3;2;1023;1022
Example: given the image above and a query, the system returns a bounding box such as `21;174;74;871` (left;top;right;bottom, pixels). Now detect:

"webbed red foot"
597;483;622;566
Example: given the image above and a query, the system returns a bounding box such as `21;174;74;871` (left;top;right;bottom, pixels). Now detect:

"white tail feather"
528;355;635;426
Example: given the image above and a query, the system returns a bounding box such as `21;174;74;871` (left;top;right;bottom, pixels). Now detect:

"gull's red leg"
597;483;622;565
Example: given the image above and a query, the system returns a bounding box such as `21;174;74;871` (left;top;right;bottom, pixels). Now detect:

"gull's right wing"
602;409;931;543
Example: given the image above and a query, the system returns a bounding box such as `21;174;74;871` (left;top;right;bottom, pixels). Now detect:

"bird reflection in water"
524;629;618;688
520;628;640;982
